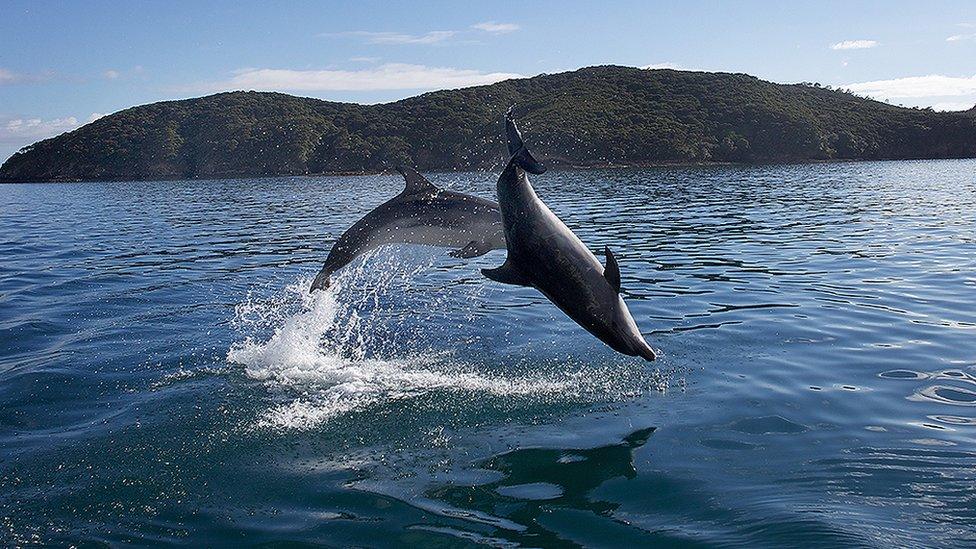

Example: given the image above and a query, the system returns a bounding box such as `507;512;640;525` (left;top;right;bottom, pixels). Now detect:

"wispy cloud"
0;67;52;85
0;68;21;84
199;63;523;93
830;39;878;50
104;69;120;79
326;30;457;45
471;21;519;34
349;56;381;63
946;33;976;42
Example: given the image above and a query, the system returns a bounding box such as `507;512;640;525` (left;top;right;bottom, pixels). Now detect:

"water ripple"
1;160;975;546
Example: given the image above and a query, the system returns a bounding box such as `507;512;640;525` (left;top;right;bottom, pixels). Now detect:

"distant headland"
2;65;974;182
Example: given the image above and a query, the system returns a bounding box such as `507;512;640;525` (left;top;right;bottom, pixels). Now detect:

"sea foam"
226;266;578;431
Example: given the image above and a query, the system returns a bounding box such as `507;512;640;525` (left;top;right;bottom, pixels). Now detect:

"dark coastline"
5;156;976;185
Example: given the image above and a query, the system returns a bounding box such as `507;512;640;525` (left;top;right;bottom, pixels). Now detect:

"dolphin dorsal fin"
604;246;621;293
396;166;438;196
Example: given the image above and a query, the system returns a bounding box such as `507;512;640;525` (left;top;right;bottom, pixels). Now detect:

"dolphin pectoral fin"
603;246;621;293
450;240;492;259
481;262;532;287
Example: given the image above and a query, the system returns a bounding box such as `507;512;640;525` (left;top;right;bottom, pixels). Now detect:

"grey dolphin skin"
483;111;657;361
310;167;506;292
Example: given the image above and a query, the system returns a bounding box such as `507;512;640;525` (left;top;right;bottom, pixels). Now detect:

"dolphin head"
606;298;657;361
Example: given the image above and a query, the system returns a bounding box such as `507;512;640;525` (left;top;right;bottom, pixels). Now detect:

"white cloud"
327;30;457;45
349;56;381;63
1;113;104;145
0;112;107;160
929;101;975;112
844;74;976;99
642;62;717;72
104;69;120;79
946;33;976;42
830;39;878;50
472;21;519;34
202;63;523;92
841;74;976;111
643;62;683;70
1;117;79;147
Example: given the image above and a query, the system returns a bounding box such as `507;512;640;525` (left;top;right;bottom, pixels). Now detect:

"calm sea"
1;160;975;547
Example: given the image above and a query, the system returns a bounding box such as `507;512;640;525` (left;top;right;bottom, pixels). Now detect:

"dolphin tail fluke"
505;108;546;175
505;105;524;155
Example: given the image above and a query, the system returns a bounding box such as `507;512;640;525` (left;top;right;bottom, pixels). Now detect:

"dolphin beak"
309;269;331;293
636;342;657;361
628;334;657;361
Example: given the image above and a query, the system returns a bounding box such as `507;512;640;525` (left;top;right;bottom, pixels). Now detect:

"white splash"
226;269;575;431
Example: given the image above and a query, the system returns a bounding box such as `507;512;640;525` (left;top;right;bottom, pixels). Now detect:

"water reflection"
423;428;655;546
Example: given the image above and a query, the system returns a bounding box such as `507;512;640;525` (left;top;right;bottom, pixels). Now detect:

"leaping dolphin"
310;167;505;291
483;111;657;361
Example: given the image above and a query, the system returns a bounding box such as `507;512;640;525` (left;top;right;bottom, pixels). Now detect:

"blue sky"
2;0;975;161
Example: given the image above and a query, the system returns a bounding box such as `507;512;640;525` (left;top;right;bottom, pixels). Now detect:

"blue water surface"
1;160;974;547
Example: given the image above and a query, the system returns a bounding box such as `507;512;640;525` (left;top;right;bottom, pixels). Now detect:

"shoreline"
3;155;975;185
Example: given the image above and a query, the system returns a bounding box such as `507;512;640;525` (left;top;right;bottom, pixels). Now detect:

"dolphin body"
483;111;657;361
310;167;505;291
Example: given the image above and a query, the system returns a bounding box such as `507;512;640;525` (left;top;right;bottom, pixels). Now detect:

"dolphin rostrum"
483;111;657;360
310;167;505;291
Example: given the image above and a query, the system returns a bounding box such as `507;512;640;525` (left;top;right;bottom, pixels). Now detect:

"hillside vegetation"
3;65;975;182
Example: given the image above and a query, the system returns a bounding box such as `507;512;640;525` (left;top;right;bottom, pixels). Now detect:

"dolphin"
483;110;657;361
310;167;505;291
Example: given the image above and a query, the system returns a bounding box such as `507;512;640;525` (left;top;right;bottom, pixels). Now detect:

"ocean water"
1;160;974;547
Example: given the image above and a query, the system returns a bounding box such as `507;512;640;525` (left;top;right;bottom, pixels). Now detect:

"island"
2;65;974;182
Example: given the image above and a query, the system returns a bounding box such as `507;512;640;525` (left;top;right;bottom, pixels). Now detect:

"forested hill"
3;65;975;182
